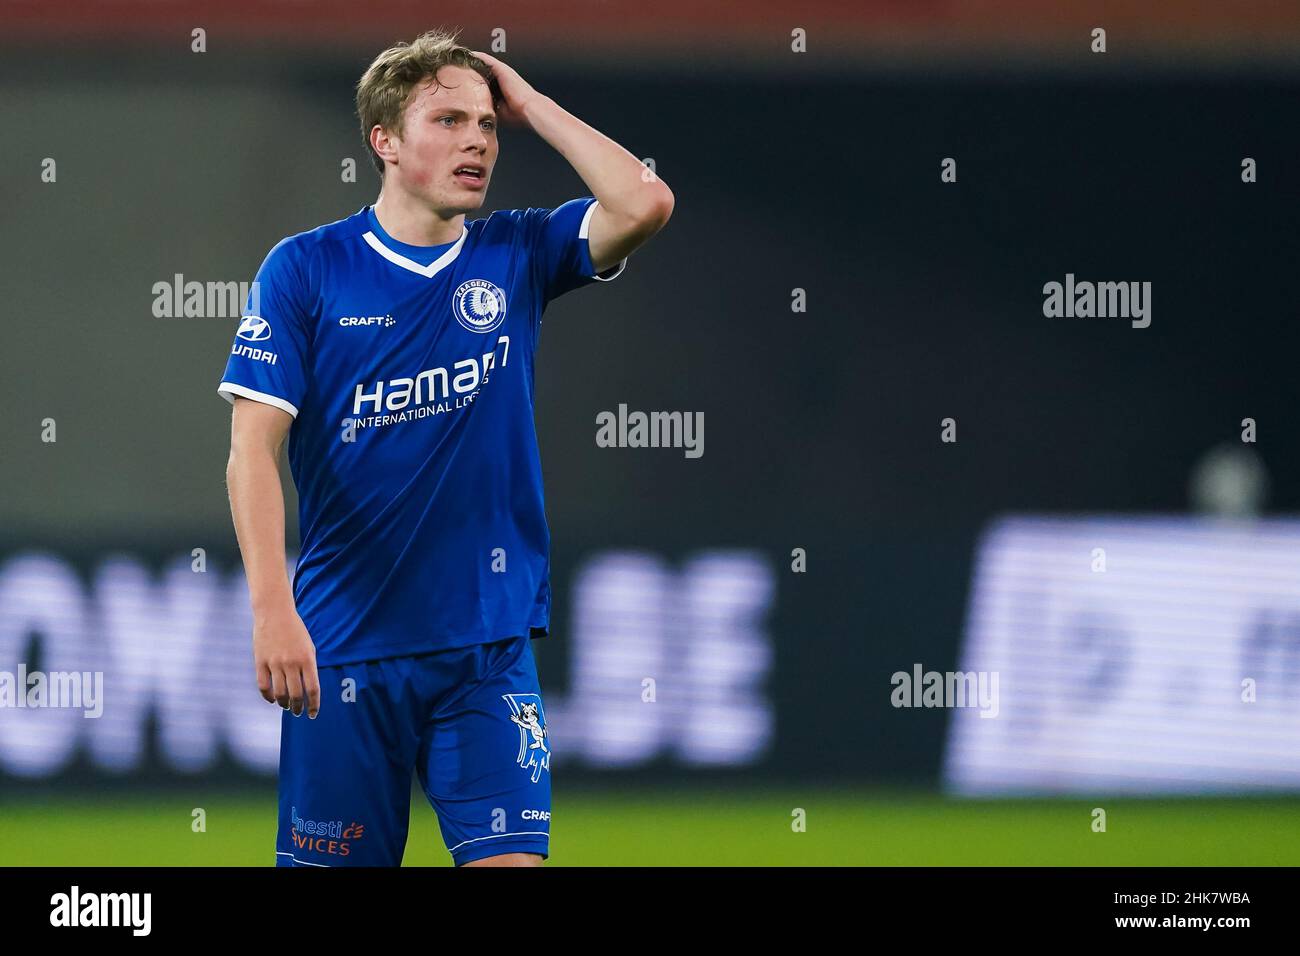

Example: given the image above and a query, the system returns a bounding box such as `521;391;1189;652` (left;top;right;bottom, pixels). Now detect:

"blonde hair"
355;28;500;177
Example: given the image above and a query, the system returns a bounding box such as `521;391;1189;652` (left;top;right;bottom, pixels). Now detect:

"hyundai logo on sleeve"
236;316;272;342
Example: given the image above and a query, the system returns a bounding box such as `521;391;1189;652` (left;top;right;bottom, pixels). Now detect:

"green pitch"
3;790;1298;866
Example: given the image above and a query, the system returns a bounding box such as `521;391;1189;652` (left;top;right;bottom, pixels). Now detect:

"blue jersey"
218;199;627;666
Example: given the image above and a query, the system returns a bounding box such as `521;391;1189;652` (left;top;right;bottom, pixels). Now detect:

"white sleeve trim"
578;198;629;282
591;257;628;282
578;198;601;239
218;382;299;419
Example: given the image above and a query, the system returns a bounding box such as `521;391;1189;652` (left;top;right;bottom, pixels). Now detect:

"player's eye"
481;120;496;131
438;115;455;126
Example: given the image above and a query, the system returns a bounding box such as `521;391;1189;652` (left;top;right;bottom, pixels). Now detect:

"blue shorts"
274;635;551;867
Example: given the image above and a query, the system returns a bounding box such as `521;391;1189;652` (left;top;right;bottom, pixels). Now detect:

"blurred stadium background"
3;1;1300;866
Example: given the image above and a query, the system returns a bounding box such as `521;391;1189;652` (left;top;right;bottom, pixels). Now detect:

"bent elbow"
648;186;674;230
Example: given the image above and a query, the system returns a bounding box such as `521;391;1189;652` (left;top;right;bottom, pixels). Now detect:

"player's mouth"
453;164;487;189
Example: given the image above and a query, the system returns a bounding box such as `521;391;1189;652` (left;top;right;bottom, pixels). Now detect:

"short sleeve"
217;237;313;418
525;197;628;303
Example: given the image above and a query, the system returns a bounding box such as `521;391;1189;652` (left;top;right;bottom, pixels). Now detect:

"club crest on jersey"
503;693;549;783
452;279;507;334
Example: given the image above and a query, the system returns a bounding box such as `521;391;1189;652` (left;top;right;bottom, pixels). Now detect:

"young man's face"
386;64;498;215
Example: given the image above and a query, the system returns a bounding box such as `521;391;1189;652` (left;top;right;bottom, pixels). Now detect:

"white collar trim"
361;224;468;278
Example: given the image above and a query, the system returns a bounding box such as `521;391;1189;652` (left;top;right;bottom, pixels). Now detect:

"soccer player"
218;29;673;867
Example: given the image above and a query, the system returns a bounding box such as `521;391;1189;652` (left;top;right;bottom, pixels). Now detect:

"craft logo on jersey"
453;279;507;334
236;315;271;342
503;693;549;783
339;314;396;328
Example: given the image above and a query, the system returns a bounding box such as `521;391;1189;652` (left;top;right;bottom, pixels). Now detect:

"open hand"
472;50;542;125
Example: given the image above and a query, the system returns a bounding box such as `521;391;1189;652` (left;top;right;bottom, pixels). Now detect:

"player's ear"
370;124;398;166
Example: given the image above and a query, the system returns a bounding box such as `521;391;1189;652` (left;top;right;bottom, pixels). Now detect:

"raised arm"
226;397;320;719
473;50;674;273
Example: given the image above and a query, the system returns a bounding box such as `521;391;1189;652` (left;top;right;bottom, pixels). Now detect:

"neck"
372;185;465;246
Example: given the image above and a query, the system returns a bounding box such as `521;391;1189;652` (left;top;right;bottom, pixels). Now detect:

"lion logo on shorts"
503;694;549;784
